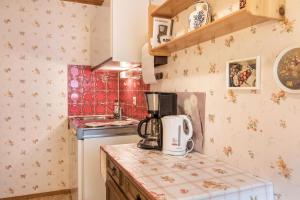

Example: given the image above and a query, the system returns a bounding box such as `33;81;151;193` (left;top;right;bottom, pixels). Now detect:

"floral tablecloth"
102;144;274;200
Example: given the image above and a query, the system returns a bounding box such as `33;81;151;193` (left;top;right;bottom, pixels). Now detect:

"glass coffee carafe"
137;117;162;150
137;92;177;150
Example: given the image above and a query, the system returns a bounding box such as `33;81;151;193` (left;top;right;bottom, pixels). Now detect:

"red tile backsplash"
68;65;149;120
119;76;149;120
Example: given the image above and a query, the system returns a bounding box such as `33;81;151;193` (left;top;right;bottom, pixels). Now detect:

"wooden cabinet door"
124;176;147;200
106;175;127;200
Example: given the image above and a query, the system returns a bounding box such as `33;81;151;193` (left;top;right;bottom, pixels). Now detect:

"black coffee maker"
137;92;177;150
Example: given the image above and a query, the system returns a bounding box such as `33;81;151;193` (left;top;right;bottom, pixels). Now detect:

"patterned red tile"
69;104;81;116
137;93;144;107
94;69;106;77
119;80;125;89
69;66;81;77
82;67;93;79
133;80;139;90
132;106;138;119
68;65;149;118
106;103;114;115
142;109;148;119
125;92;132;104
95;80;106;90
69;92;81;103
108;71;119;79
82;92;94;104
125;105;132;117
82;103;94;115
95;103;106;115
107;91;117;102
95;92;106;102
82;80;93;90
119;91;125;102
126;79;134;89
69;79;80;90
108;79;118;90
131;90;137;98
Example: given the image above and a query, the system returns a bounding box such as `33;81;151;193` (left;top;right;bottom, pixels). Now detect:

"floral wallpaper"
152;0;300;199
0;0;102;198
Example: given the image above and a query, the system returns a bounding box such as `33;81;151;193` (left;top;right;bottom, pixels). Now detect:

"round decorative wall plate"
274;46;300;93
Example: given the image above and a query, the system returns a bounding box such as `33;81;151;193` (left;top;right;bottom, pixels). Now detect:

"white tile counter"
101;144;274;200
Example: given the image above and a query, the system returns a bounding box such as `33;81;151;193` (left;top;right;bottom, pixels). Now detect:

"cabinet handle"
136;194;141;200
111;166;117;176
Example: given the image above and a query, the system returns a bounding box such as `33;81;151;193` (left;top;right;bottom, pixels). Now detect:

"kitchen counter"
101;144;274;200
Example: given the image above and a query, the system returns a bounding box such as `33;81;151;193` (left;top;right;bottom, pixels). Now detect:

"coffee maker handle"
137;118;149;138
182;115;193;139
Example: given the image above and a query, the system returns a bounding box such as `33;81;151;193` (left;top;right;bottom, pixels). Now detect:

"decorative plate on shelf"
274;46;300;93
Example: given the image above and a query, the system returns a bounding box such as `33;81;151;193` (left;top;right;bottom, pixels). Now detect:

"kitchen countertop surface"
101;144;274;200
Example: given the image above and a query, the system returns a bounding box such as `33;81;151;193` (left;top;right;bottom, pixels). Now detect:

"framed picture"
274;46;300;93
226;56;260;90
151;17;173;47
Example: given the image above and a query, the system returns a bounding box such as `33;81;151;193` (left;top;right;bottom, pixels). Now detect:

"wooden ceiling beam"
61;0;104;6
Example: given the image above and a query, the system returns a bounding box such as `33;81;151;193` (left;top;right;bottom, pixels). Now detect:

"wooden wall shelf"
151;0;195;18
61;0;104;6
149;0;285;56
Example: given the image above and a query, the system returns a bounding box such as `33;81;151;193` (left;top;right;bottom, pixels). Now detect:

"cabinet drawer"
107;157;123;186
124;176;147;200
106;174;127;200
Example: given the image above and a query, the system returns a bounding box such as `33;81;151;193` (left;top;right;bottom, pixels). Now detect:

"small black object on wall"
154;56;168;80
154;56;168;67
155;72;164;80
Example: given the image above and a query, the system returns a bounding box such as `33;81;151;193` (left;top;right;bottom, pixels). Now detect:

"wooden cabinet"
90;0;150;66
105;156;151;200
123;176;147;200
106;174;127;200
107;155;123;186
90;3;111;67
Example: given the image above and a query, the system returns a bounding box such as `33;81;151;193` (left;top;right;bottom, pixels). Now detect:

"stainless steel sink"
69;115;139;140
70;115;128;121
84;120;138;128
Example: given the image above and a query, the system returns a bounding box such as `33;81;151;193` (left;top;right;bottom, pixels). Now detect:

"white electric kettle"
162;115;194;156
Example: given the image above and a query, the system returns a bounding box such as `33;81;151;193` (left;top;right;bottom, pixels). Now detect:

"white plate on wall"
273;46;300;93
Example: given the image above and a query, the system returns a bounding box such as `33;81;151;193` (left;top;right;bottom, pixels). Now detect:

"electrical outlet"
133;96;137;106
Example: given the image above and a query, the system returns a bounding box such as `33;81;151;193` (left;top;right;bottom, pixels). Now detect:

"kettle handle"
137;118;149;138
181;115;193;139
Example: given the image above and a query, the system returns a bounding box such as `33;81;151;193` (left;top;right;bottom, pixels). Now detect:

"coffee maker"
137;92;177;150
